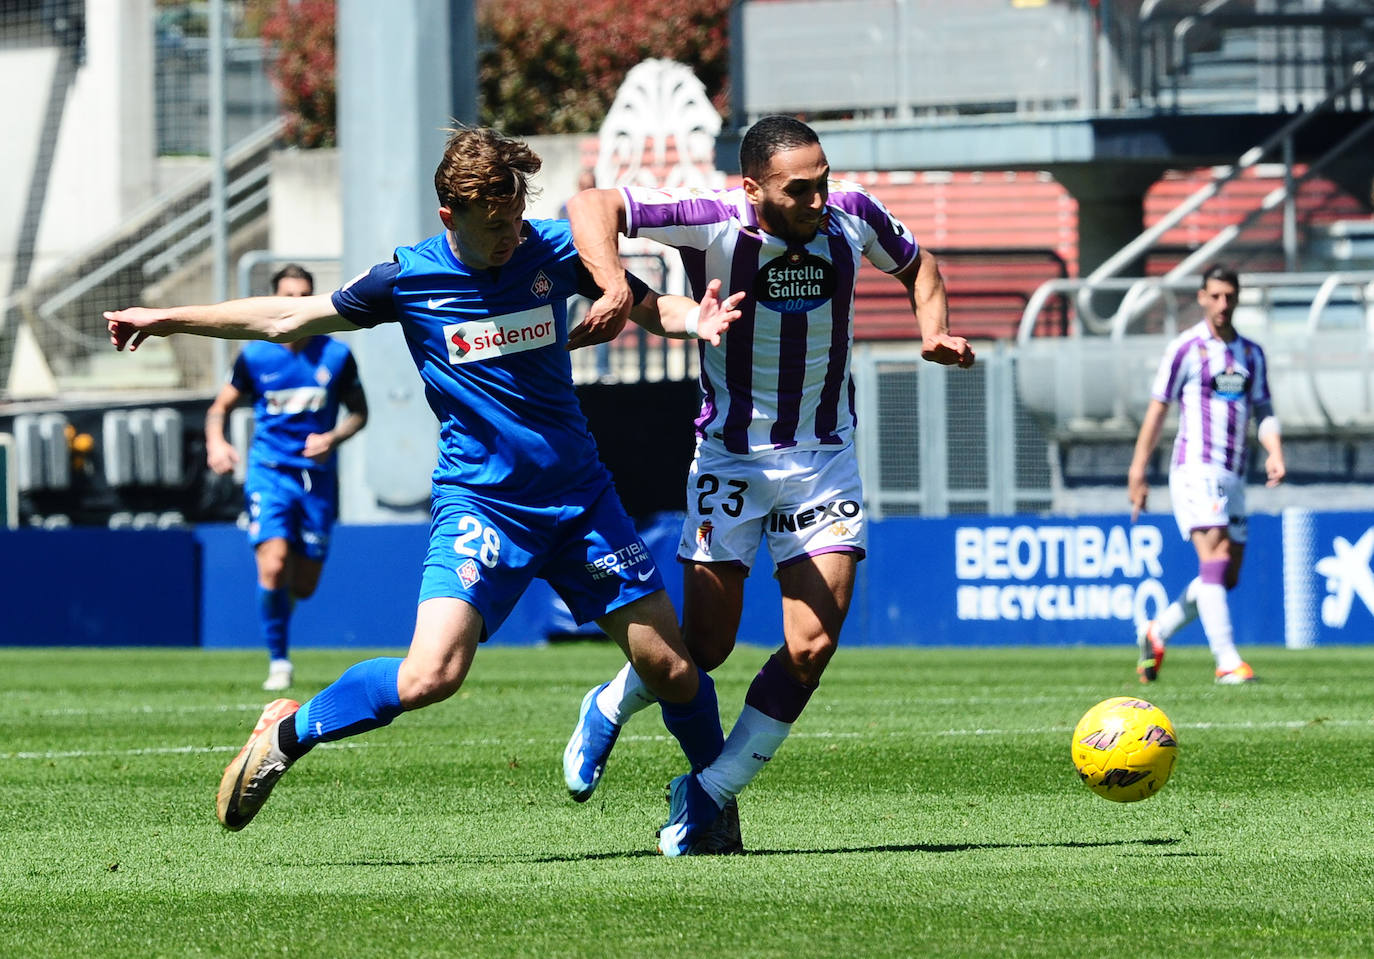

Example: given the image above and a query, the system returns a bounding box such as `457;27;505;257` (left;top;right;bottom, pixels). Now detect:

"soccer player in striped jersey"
563;115;975;854
1128;264;1286;685
205;264;369;693
106;127;744;847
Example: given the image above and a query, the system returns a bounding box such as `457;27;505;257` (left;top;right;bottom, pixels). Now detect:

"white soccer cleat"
262;660;294;691
563;684;621;802
1215;662;1257;685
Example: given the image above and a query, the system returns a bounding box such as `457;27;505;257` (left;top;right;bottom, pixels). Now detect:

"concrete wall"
0;0;156;294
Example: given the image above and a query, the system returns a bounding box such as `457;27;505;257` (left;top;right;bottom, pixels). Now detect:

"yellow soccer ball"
1071;697;1178;802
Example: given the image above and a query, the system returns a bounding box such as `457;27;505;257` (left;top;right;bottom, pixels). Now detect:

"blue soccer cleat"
657;773;726;857
563;684;621;802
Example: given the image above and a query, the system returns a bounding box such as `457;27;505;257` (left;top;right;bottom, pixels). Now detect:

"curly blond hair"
433;126;542;212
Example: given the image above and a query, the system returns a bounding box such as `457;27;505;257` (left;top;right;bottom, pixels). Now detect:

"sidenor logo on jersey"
442;305;557;365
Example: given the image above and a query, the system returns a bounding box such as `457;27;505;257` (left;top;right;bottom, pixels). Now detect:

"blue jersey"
230;336;360;472
330;219;611;502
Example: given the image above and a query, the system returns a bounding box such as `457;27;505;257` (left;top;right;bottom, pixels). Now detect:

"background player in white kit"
1128;264;1286;685
564;115;974;854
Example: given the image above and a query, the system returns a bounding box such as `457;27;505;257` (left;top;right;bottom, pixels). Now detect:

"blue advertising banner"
0;528;199;646
1278;509;1374;647
857;514;1283;648
6;510;1371;649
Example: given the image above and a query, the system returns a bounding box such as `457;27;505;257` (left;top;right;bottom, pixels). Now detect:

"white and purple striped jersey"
1149;320;1274;475
622;181;918;456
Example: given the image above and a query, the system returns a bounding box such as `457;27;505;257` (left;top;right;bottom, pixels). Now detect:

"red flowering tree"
249;0;730;142
257;0;337;148
477;0;731;134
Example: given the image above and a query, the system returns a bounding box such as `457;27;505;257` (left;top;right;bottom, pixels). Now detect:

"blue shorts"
245;463;339;561
419;479;664;639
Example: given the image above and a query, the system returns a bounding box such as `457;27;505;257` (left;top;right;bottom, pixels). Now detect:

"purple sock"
744;651;817;725
1200;558;1228;586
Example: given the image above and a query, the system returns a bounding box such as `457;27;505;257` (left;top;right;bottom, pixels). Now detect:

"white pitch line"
2;718;1369;763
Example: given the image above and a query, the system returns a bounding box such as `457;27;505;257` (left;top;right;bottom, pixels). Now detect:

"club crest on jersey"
696;520;714;550
531;270;553;299
442;305;557;365
314;366;331;386
457;558;480;588
754;251;836;314
1211;369;1248;400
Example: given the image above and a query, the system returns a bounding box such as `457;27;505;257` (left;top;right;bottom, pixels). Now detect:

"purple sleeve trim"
623;188;738;236
828;188;918;272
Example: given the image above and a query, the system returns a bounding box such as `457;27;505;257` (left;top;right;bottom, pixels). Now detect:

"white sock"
1194;581;1243;672
696;705;792;805
1155;577;1200;640
594;662;657;726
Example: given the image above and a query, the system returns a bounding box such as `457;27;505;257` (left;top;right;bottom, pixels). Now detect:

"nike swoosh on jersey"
427;296;460;310
636;568;654;582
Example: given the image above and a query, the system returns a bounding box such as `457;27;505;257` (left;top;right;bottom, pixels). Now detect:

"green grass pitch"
2;643;1372;958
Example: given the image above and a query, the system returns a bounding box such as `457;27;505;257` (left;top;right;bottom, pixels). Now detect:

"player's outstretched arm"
1128;398;1169;521
567;188;633;350
897;247;974;369
106;293;355;352
633;279;746;346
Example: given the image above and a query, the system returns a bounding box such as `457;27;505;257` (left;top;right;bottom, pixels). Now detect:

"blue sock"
294;657;404;748
258;586;293;661
658;668;724;772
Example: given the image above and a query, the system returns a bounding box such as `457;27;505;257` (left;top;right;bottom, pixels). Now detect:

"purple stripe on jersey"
1161;336;1200;402
722;232;763;453
769;310;808;448
1196;340;1214;466
827;189;917;269
677;246;707;299
1224;380;1240;472
1248;339;1272;404
694;338;718;439
814;233;856;442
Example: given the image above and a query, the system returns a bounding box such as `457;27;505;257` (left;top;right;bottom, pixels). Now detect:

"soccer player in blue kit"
205;264;369;692
106;127;744;850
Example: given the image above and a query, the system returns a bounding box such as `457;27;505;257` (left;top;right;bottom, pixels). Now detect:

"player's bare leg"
697;551;853;808
565;592;723;805
218;598;479;830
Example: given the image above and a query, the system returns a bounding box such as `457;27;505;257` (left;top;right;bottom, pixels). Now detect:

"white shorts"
1168;464;1248;543
678;444;866;571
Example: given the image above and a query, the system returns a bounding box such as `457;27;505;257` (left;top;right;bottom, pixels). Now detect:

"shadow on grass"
299;837;1183;867
540;836;1183;862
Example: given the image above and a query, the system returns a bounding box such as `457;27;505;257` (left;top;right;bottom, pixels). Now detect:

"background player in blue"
205;264;369;692
106;127;744;854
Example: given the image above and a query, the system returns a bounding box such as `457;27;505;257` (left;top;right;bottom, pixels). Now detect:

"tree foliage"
476;0;731;134
256;0;337;148
248;0;731;145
